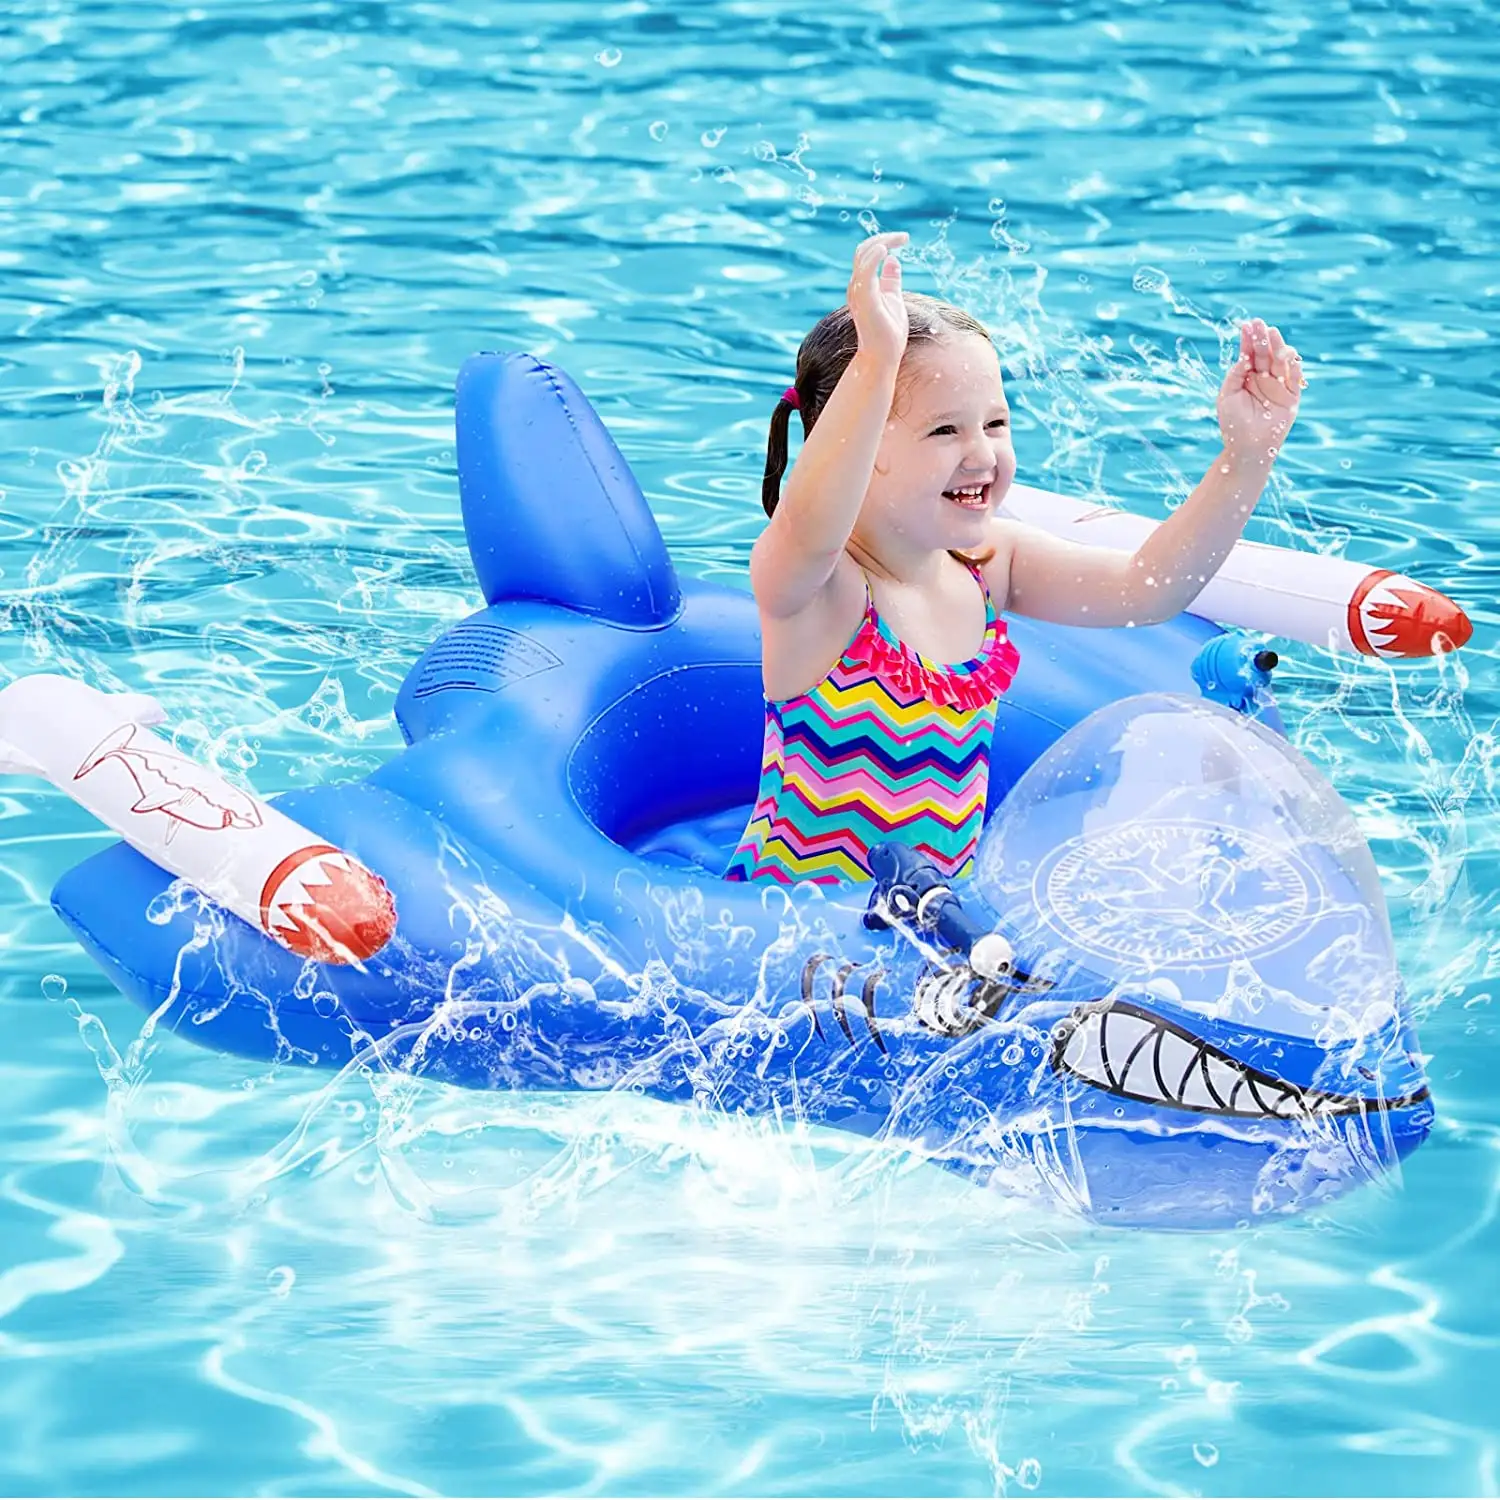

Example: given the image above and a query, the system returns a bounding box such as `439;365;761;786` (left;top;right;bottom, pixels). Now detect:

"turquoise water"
1;0;1496;1494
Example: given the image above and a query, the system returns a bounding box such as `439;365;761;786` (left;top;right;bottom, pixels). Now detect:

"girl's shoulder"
753;550;871;703
975;519;1021;614
749;540;869;622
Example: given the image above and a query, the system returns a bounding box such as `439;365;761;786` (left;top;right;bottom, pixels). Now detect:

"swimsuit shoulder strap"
956;555;997;620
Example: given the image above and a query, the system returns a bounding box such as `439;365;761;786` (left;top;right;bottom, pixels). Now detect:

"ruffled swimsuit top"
725;560;1022;886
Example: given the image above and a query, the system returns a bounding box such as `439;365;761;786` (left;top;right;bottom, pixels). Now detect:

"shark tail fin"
75;723;137;780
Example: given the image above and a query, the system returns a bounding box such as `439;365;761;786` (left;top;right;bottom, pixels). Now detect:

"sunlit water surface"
1;1;1496;1495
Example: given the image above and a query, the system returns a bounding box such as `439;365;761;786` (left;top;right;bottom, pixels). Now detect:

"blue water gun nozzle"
1191;632;1280;715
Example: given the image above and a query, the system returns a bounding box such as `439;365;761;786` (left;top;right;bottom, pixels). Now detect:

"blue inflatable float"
40;353;1432;1228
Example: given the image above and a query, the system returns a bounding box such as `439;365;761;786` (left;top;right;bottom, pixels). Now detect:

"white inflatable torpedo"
0;675;396;966
1001;483;1471;658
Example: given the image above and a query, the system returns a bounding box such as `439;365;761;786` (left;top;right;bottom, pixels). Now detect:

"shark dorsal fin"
454;353;682;626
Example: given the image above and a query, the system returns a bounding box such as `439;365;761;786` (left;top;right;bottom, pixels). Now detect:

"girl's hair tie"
781;385;800;410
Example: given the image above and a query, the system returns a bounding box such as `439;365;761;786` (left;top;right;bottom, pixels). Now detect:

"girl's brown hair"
763;292;997;566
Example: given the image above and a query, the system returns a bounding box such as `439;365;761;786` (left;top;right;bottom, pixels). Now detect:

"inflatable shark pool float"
2;353;1440;1228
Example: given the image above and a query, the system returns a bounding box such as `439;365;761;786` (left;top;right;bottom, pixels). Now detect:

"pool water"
2;1;1496;1495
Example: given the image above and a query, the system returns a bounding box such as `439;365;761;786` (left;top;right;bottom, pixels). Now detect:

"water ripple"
1;0;1497;1494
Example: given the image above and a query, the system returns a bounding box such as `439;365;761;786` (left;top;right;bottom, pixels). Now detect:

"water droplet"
595;47;622;67
1193;1442;1219;1467
1132;265;1170;295
41;974;68;1001
648;120;668;141
267;1266;295;1297
1002;1042;1025;1065
700;126;726;147
1016;1457;1042;1489
753;139;777;161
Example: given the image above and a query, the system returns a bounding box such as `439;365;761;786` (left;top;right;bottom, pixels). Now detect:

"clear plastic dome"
974;694;1399;1039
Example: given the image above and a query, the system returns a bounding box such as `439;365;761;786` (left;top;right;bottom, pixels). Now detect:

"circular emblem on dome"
1035;819;1316;966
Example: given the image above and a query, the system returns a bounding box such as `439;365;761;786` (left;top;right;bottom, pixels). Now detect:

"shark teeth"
266;851;355;931
256;842;398;966
1052;1000;1428;1120
914;969;978;1034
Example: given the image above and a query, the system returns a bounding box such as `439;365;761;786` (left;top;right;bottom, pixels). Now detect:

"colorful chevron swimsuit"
724;561;1021;886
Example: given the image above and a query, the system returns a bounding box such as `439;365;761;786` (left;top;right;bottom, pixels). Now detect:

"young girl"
725;230;1305;887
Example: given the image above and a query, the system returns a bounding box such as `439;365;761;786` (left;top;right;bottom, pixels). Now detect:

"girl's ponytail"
761;386;802;518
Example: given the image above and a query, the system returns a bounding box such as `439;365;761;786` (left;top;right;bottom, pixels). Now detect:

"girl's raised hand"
847;232;910;371
1217;318;1305;467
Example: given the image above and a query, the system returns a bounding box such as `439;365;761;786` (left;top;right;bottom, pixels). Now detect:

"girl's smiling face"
859;334;1017;557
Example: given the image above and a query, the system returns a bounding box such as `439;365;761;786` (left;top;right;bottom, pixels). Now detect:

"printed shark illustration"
74;724;262;842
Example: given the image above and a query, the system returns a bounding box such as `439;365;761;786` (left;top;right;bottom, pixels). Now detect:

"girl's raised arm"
990;319;1303;629
750;233;910;620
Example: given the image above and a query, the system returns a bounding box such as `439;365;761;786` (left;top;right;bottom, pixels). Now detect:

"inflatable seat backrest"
568;662;766;849
454;353;682;626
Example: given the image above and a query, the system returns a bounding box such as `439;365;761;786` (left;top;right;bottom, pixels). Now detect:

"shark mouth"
258;843;397;966
1051;1000;1430;1121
